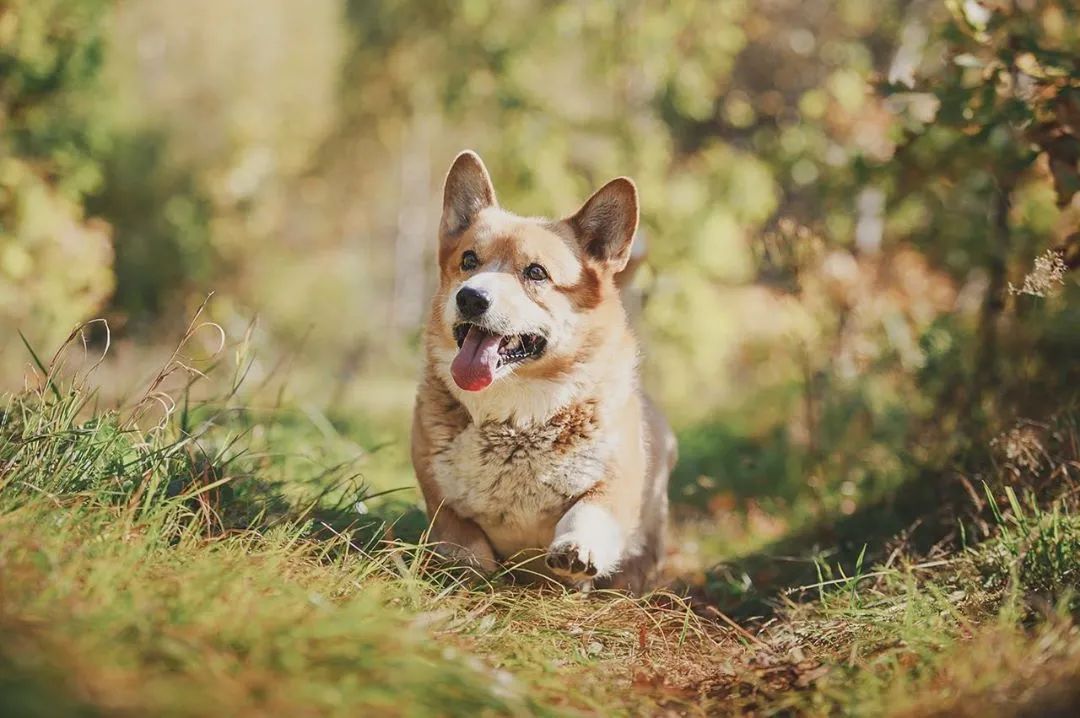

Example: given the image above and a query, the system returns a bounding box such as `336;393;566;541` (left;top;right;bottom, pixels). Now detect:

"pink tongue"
451;326;502;391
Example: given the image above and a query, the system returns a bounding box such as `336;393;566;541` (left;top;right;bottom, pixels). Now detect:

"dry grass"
4;327;1080;716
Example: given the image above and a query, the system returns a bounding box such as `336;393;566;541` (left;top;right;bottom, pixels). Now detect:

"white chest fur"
431;401;610;558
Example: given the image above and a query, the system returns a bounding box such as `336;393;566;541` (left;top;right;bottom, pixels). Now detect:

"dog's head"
431;150;638;393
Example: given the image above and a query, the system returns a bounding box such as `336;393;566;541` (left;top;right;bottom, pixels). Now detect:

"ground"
2;351;1079;718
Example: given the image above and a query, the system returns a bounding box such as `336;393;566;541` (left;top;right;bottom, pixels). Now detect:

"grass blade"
18;330;61;400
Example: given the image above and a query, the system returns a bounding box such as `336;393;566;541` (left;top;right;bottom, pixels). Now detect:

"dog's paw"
546;504;624;586
431;541;499;575
545;536;623;586
545;540;600;581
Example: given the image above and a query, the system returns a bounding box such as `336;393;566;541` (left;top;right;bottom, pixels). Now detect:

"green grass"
4;342;1080;716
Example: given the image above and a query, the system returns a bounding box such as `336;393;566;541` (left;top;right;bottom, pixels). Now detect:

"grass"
3;332;1080;716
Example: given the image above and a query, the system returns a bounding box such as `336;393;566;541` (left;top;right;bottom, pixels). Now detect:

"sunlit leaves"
0;0;115;354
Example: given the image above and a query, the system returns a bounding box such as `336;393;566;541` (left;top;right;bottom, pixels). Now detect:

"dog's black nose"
456;286;491;319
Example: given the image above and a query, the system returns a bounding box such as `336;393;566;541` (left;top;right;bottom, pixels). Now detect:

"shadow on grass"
683;469;968;620
153;404;428;552
668;415;990;620
677;402;1080;620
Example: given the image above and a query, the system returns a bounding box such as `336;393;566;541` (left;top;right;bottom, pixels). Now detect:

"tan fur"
411;151;675;593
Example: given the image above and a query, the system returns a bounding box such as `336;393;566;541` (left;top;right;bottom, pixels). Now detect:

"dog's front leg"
545;496;626;587
429;504;499;574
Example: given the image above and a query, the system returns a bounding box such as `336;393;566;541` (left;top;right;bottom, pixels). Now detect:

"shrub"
0;0;114;353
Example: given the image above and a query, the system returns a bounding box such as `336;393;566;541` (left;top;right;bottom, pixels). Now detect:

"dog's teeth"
503;336;522;352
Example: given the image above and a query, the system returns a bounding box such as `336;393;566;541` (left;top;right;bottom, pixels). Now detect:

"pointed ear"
566;177;639;271
441;150;497;236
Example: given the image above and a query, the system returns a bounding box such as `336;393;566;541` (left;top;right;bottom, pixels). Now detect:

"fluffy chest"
432;402;609;553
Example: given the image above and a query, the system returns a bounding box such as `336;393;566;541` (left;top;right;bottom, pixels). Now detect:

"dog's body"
411;151;675;592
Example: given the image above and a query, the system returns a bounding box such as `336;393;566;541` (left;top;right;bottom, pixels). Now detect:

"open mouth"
452;324;547;364
450;323;547;392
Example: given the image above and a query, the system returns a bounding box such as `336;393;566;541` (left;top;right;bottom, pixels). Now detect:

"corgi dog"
411;151;676;593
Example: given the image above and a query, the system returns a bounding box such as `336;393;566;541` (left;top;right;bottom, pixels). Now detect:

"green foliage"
86;132;213;325
0;0;112;197
96;0;344;328
879;0;1079;279
0;0;114;354
978;487;1080;600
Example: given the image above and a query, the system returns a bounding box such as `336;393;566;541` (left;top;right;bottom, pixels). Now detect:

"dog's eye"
460;250;479;271
524;263;548;281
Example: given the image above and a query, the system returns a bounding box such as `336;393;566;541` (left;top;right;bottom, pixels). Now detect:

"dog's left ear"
567;177;639;272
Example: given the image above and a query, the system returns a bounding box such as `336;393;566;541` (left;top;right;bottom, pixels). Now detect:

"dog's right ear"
441;150;497;236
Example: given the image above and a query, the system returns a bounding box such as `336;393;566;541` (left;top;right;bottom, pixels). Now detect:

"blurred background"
2;0;1078;563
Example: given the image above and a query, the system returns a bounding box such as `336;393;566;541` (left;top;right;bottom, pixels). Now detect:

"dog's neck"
455;374;590;427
